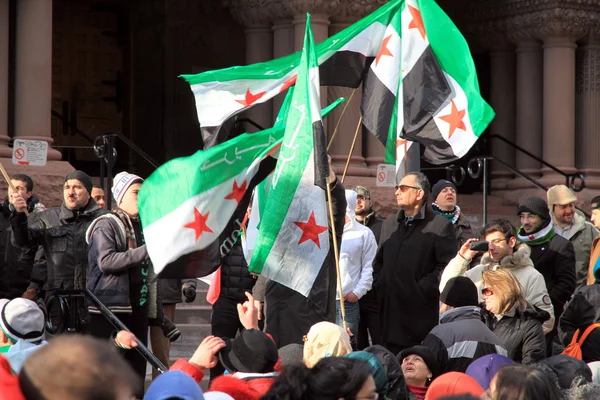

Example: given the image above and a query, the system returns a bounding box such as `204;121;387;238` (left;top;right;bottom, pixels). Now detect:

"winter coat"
558;283;600;363
357;209;383;244
220;240;256;302
338;206;376;299
481;306;548;364
422;306;508;373
0;197;45;299
373;207;457;349
85;213;149;313
587;235;600;285
0;355;24;400
209;373;277;400
554;210;599;291
10;200;107;292
265;180;346;348
3;340;47;374
440;244;555;334
454;213;476;249
528;233;576;317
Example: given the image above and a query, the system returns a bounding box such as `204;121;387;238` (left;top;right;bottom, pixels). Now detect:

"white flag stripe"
261;151;329;296
371;25;402;94
401;0;429;79
433;72;477;158
332;22;388;56
309;67;322;124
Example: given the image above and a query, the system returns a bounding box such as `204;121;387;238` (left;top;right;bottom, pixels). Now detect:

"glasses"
489;238;508;245
394;184;421;192
481;287;494;296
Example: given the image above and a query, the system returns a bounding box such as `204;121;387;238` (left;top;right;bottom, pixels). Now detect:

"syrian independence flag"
138;99;344;278
181;0;404;149
248;15;331;303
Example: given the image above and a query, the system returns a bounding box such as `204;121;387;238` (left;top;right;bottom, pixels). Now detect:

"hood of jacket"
481;243;534;271
537;354;593;390
440;306;481;324
5;340;47;374
345;190;357;231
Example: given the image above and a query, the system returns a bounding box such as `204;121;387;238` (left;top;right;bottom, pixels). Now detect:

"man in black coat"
373;172;457;356
517;196;576;354
353;185;383;349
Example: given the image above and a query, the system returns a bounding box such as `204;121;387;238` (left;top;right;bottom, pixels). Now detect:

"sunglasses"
481;287;494;296
394;184;421;192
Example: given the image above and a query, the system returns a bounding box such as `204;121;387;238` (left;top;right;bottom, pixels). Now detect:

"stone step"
174;305;212;325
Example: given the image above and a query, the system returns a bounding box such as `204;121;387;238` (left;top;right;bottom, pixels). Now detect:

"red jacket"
208;374;277;400
0;356;25;400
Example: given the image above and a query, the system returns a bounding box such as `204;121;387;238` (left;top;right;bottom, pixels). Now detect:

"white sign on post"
12;140;48;167
376;164;397;187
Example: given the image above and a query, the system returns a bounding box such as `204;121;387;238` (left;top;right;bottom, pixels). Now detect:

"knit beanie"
440;277;478;307
64;170;93;194
517;196;551;222
432;180;456;203
112;171;143;206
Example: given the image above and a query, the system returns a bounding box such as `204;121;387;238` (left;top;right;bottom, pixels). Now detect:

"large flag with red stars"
247;15;331;299
363;0;494;167
181;0;404;149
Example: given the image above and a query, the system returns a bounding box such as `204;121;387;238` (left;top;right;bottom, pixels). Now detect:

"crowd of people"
1;162;600;399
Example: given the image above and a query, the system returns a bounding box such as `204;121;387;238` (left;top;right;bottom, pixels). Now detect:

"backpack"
561;322;600;360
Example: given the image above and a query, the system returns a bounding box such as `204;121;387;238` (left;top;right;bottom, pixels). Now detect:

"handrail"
420;165;466;187
96;133;158;169
491;134;585;192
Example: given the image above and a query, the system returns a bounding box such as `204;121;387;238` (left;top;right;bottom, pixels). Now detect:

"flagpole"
341;116;362;184
403;139;408;173
326;177;347;332
327;88;358;151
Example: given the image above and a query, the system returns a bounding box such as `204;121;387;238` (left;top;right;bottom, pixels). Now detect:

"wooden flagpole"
0;162;28;216
327;88;358;151
326;177;347;331
341;116;363;184
403;139;408;173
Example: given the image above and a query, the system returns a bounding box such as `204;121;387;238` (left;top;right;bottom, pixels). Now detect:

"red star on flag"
375;34;394;66
235;89;267;106
294;211;328;248
438;100;466;138
529;235;535;240
184;208;213;241
396;139;406;147
408;5;426;40
279;74;297;93
224;180;248;204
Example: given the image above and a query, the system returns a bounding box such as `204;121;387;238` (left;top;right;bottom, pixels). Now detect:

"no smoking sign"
12;140;48;167
376;164;397;187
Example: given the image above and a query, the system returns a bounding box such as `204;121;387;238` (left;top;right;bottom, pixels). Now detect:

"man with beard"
11;171;107;331
517;196;576;354
353;186;383;349
431;179;475;248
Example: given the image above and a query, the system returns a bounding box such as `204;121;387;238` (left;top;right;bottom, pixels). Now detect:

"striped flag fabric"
181;0;404;149
247;15;331;299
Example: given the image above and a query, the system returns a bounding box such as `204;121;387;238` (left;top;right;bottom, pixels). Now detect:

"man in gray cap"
11;170;107;331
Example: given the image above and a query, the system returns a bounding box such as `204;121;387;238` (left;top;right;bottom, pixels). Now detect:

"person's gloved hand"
182;283;196;303
22;287;39;301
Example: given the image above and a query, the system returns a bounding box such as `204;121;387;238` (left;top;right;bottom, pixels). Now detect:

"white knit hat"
112;171;143;205
0;298;45;343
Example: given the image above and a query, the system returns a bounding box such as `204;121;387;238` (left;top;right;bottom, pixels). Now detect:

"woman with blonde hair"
481;269;547;364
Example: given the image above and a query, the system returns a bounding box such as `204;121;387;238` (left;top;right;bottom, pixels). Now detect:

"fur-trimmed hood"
481;243;534;271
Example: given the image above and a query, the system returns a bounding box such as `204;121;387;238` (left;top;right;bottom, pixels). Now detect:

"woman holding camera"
480;269;547;364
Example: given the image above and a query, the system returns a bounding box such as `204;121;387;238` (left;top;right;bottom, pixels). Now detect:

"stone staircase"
145;281;212;391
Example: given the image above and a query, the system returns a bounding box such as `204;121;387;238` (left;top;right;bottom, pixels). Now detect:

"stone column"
509;40;543;186
13;0;61;159
0;0;12;157
327;18;364;170
244;25;274;131
272;20;294;118
488;45;516;190
540;36;577;184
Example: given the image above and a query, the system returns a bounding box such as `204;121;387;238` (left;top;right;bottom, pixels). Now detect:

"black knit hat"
64;170;93;195
398;345;440;380
440;277;478;307
432;180;456;203
517;196;551;221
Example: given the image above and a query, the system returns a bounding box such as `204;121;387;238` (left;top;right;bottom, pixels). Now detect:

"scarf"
114;208;159;320
432;203;460;224
517;222;555;246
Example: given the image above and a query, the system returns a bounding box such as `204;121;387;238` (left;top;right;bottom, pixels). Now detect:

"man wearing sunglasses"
373;172;457;356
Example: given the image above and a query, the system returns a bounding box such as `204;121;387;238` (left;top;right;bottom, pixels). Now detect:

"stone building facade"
1;0;600;208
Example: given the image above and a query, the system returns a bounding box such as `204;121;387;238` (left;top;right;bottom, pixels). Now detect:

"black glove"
182;284;196;303
162;316;181;342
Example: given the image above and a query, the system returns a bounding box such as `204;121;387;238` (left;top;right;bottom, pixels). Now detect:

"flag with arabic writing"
248;15;331;300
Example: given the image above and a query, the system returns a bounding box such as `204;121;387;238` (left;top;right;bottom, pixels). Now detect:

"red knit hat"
425;372;484;400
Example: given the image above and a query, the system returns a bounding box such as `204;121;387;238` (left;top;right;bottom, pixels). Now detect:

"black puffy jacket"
11;199;107;292
0;197;45;299
219;240;255;302
482;306;548;364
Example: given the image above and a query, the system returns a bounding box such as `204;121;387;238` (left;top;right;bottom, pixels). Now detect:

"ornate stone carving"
332;0;388;20
469;0;600;21
224;0;342;26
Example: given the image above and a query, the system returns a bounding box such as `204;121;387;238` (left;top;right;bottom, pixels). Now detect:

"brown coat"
587;236;600;285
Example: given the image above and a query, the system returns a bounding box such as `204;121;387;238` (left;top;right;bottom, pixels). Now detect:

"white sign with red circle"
376;164;397;187
12;140;48;166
